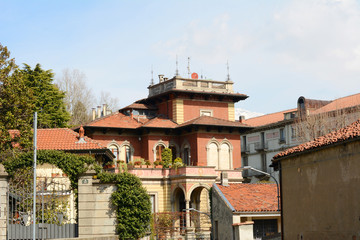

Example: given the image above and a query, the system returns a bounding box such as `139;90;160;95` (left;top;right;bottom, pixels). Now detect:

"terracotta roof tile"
273;119;360;160
217;183;278;212
86;112;142;128
37;128;107;151
142;117;178;128
120;103;157;110
311;93;360;114
177;116;249;128
244;109;297;127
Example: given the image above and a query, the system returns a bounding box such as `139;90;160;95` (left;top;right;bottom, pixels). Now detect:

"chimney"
239;115;245;123
77;125;86;143
92;108;96;120
102;104;107;117
97;106;101;118
221;172;229;186
158;74;164;82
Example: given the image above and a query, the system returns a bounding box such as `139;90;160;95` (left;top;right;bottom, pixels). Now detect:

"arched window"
119;141;134;163
120;145;131;163
207;142;219;168
206;138;233;170
109;145;119;160
219;143;230;170
181;141;191;166
153;141;167;162
156;145;165;161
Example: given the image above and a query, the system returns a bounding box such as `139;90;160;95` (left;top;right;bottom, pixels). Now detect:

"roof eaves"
272;135;360;163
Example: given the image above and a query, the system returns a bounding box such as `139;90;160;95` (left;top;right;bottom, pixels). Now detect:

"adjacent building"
212;183;280;240
241;93;360;182
272;119;360;239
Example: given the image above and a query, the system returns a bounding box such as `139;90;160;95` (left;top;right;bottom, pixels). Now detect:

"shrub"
161;148;172;168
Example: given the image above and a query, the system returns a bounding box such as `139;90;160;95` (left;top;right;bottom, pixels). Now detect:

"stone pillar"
0;164;8;240
233;221;254;240
78;169;117;237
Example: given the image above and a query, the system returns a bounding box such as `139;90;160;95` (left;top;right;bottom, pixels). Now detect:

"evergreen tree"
0;44;34;153
21;64;70;128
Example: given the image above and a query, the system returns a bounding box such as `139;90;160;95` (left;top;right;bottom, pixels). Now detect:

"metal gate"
7;176;78;240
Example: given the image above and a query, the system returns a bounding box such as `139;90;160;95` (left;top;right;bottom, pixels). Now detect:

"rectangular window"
242;136;247;151
279;128;285;143
200;109;213;117
242;156;249;177
149;194;156;213
291;127;297;139
261;154;267;172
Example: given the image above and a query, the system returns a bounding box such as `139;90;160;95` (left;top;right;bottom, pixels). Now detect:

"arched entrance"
189;186;211;236
173;187;186;232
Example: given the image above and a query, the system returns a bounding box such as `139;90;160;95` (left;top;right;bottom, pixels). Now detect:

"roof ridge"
83;111;123;127
246;108;297;120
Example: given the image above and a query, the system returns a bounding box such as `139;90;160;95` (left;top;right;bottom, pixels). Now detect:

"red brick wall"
157;100;172;119
89;130;241;168
183;100;230;121
90;134;143;159
179;132;241;168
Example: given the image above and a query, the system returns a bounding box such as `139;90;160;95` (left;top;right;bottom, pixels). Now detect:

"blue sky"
1;0;360;114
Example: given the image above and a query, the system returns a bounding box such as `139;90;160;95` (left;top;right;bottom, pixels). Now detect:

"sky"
1;0;360;115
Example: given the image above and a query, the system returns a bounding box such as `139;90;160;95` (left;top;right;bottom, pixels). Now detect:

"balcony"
241;144;250;154
148;76;234;97
126;166;243;182
254;142;268;151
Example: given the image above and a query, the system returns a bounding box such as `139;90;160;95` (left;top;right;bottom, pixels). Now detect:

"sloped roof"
178;115;250;128
37;128;107;151
273;119;360;160
120;103;157;110
86;112;142;129
142;117;178;128
216;183;278;212
311;93;360;114
244;109;297;127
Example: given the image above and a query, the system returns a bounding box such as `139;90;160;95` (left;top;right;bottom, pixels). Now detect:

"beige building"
241;93;360;183
272;119;360;239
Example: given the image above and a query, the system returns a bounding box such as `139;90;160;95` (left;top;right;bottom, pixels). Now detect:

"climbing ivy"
96;171;152;239
2;149;95;190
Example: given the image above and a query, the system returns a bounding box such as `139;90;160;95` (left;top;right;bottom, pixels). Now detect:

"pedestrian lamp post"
239;166;280;212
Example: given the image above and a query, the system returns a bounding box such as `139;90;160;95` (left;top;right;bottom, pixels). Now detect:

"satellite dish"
191;72;198;79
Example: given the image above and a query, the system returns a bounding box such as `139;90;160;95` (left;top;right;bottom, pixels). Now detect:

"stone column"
0;164;8;240
185;199;194;239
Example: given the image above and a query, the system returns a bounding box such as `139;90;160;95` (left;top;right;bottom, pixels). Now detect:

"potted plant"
145;160;151;168
154;160;162;168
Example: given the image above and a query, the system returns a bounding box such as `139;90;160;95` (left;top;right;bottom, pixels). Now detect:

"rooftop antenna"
150;65;154;85
200;69;203;79
175;55;179;76
226;60;231;82
187;57;191;78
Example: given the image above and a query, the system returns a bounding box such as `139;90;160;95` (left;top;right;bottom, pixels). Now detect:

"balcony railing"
254;142;268;151
148;77;234;97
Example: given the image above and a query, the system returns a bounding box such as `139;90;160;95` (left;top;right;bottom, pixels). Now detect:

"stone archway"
188;185;211;234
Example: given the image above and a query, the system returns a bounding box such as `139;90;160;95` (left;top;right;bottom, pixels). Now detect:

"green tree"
98;172;152;239
21;64;70;128
0;44;34;152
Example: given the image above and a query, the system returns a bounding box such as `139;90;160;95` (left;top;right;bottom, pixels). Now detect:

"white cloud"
270;0;360;85
152;13;250;65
